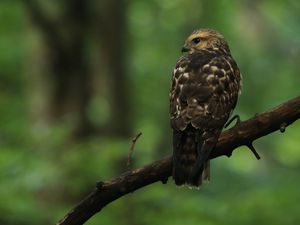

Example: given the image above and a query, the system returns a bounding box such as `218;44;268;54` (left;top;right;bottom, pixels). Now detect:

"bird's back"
170;49;241;187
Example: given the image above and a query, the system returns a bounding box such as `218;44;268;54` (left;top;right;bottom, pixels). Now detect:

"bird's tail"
172;125;220;187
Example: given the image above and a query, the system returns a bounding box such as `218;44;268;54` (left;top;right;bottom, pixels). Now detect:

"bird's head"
181;29;230;54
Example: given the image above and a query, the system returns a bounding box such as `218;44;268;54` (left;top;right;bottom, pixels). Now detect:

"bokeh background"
1;0;300;224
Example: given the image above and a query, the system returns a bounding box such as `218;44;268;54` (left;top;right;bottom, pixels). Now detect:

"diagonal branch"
57;96;300;225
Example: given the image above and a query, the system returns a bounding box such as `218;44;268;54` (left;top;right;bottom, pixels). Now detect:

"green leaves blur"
0;0;300;225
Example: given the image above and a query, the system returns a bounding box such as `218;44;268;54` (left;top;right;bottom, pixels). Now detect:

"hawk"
170;29;241;187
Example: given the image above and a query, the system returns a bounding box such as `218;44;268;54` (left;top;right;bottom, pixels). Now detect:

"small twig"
246;142;261;160
127;132;142;169
280;122;287;133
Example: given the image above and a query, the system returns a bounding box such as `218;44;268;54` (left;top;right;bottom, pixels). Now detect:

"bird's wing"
170;51;241;131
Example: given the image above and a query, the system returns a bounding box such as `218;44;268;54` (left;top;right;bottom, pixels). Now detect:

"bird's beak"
181;46;190;53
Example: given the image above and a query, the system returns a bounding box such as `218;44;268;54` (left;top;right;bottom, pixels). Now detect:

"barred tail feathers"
172;126;219;187
172;127;200;186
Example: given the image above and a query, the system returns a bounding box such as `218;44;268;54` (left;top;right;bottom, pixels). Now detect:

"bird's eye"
192;37;201;44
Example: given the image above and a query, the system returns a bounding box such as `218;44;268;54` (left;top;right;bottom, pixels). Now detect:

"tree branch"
57;96;300;225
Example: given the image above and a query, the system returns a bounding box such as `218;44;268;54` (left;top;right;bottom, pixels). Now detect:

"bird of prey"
170;29;241;187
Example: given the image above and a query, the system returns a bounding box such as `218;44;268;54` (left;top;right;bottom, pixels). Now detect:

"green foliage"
0;0;300;225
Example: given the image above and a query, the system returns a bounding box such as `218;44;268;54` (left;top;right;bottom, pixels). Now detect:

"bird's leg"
224;114;241;128
202;161;210;182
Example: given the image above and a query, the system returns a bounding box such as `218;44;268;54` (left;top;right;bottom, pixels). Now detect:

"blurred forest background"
0;0;300;224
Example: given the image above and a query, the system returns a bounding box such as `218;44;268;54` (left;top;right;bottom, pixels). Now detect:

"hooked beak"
181;46;190;53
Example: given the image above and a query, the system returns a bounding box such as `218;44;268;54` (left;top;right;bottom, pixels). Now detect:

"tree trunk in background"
50;0;92;137
96;0;131;137
24;0;132;138
25;0;92;137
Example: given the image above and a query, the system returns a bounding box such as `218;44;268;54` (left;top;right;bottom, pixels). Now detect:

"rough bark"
57;96;300;225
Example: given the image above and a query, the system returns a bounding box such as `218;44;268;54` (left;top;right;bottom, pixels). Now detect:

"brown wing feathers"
170;50;240;187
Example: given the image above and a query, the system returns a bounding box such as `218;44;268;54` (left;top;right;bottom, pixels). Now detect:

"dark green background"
0;0;300;224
